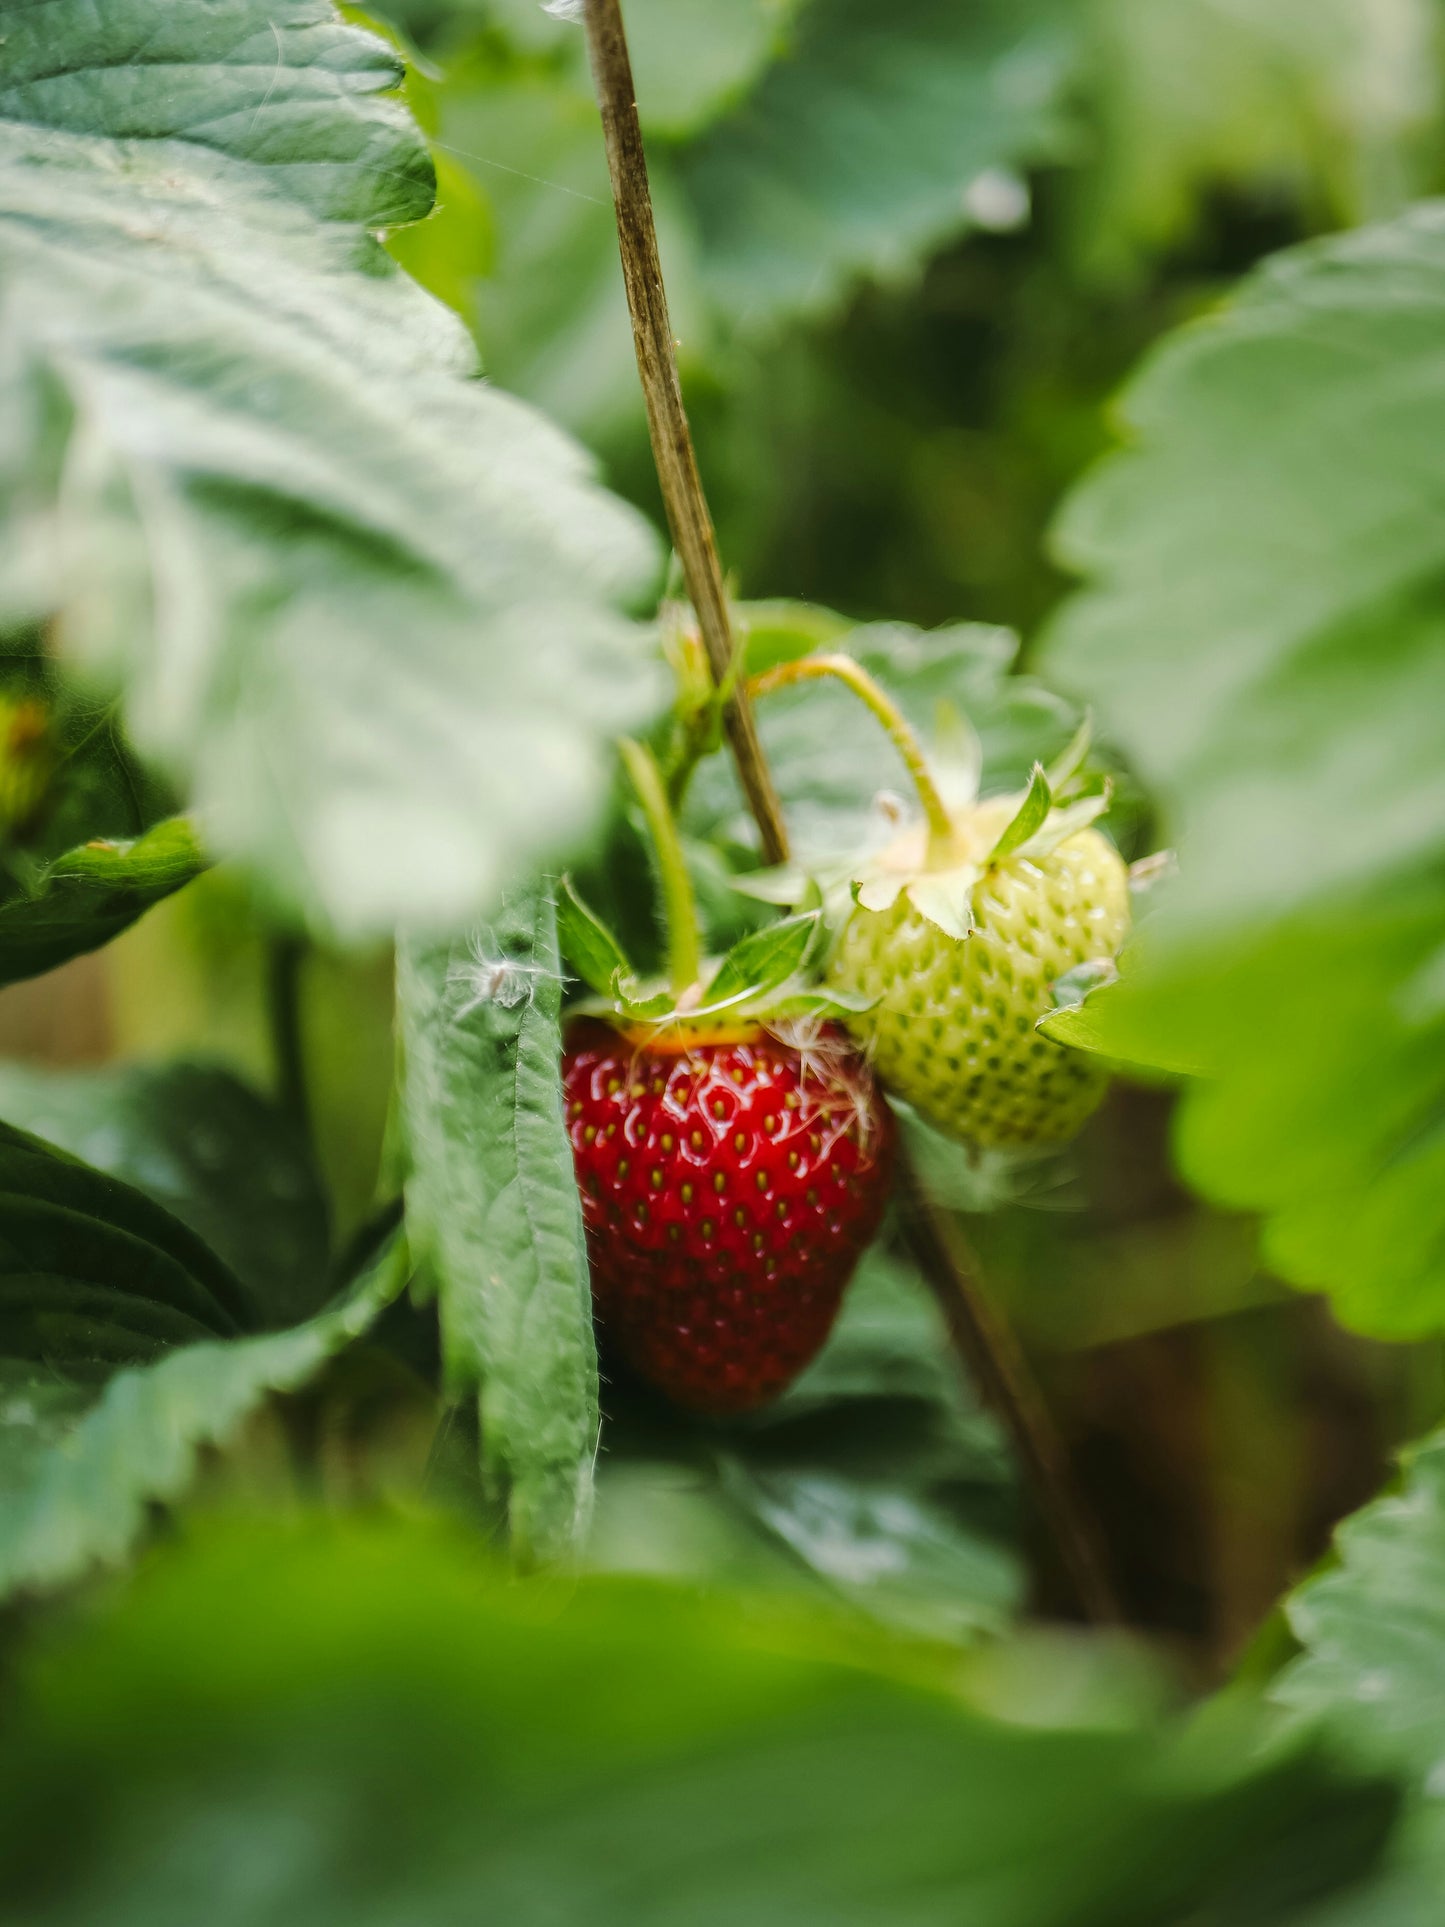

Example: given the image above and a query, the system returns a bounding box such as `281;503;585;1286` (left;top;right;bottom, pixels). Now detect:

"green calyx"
557;738;873;1039
556;879;873;1037
850;719;1115;944
739;684;1116;948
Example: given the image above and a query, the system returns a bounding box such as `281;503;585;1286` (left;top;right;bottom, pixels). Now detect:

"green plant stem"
619;737;703;998
266;935;312;1142
749;654;957;855
580;0;789;867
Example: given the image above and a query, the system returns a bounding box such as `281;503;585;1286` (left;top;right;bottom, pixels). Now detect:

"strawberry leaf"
0;1237;406;1605
0;0;660;939
397;888;597;1563
0;1517;1396;1927
1045;204;1445;1337
0;818;205;987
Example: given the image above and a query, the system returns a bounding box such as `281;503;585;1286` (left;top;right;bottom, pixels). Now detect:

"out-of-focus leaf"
0;817;204;986
625;0;806;139
1274;1427;1445;1924
0;1118;254;1366
0;1518;1399;1926
0;0;660;938
0;1236;407;1604
434;32;714;444
0;655;199;981
590;1249;1024;1643
677;0;1076;328
690;617;1081;867
1074;0;1441;280
1045;208;1445;1338
397;890;597;1563
0;1060;330;1325
423;2;1074;432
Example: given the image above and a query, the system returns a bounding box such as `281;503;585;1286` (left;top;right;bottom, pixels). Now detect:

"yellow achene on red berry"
562;1019;893;1415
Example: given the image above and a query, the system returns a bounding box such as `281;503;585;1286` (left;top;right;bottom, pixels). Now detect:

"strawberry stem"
619;737;703;999
748;654;957;857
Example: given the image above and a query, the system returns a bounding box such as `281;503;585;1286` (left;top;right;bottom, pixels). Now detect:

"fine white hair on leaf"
447;929;563;1020
542;0;584;20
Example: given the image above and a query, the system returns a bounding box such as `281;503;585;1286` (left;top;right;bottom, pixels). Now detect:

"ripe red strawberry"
563;1019;893;1416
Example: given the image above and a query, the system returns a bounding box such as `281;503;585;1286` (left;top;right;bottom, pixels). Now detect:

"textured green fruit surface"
828;827;1130;1148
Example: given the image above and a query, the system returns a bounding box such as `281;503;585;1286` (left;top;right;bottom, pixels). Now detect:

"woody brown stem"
581;0;1120;1626
895;1151;1122;1624
580;0;788;866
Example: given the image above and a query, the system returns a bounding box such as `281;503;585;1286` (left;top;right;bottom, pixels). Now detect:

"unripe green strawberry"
826;788;1131;1150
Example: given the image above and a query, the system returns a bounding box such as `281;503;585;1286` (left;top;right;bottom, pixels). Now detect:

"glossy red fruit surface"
562;1019;894;1416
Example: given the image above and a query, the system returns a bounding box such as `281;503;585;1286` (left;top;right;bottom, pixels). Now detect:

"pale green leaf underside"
1043;206;1445;1338
1275;1427;1445;1922
397;889;597;1564
0;1236;408;1602
0;0;660;937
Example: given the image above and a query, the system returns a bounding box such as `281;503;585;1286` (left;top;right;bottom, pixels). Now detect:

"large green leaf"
0;0;660;938
0;1059;330;1325
589;1247;1023;1643
1043;206;1445;1338
0;1236;408;1602
1274;1428;1445;1924
677;0;1075;329
0;1518;1399;1925
0;1117;254;1367
397;888;597;1564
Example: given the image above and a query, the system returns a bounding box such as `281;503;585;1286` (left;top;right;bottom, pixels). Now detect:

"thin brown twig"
894;1150;1122;1623
581;0;1121;1625
580;0;788;866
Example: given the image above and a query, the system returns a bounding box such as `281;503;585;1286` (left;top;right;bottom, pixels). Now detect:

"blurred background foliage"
10;0;1423;1660
11;0;1445;1703
5;0;1445;1913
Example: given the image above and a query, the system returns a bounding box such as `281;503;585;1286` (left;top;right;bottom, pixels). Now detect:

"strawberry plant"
4;0;1445;1920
